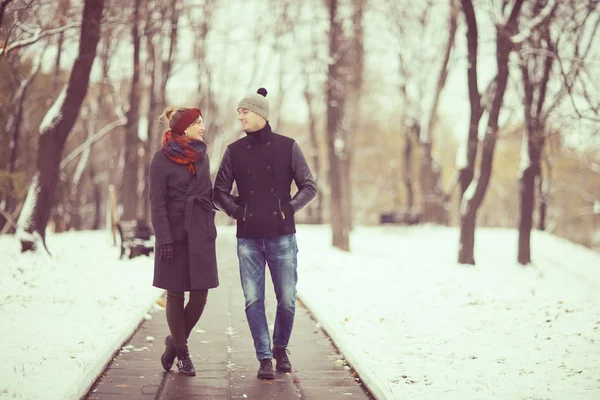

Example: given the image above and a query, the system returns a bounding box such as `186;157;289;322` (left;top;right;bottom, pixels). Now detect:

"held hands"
159;243;174;262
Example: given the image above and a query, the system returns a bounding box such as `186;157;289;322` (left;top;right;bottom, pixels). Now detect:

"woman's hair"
158;106;176;122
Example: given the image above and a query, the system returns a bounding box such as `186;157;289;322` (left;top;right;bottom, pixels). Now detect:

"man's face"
237;108;265;132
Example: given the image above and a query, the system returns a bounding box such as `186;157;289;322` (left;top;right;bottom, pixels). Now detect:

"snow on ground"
0;231;162;400
1;225;599;400
294;225;600;400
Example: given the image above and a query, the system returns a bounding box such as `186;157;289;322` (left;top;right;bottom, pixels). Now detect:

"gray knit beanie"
237;88;269;121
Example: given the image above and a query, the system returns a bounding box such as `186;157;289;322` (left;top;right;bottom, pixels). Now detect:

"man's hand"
159;243;173;262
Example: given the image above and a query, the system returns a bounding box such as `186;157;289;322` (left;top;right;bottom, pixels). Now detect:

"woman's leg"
166;291;186;351
185;290;209;339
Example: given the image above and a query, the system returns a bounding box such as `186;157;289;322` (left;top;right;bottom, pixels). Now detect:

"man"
213;87;317;380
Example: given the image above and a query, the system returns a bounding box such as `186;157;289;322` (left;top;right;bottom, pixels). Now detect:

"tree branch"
59;116;127;170
1;22;82;57
511;0;558;45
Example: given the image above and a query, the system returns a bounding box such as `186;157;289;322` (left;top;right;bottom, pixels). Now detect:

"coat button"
267;141;271;146
266;165;271;171
246;168;250;174
273;211;278;216
250;190;255;195
247;144;251;149
248;213;253;218
270;188;275;194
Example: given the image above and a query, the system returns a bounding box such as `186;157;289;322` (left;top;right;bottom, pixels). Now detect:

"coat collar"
245;122;274;143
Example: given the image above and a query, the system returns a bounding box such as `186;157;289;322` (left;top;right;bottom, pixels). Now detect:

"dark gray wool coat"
149;149;218;292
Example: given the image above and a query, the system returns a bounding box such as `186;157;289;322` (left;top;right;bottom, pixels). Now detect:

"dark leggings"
166;290;208;351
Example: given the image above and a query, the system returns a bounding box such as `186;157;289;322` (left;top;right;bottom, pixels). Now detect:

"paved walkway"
86;235;372;400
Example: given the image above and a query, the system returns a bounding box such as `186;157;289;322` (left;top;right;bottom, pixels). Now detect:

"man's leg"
266;234;298;371
237;238;271;361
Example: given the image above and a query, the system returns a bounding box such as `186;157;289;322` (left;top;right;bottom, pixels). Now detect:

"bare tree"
0;53;42;232
385;0;455;223
326;0;356;251
300;13;325;224
140;0;160;221
514;0;598;263
120;0;142;220
16;0;104;252
1;0;81;58
458;0;529;265
418;0;458;224
140;0;181;220
515;0;561;264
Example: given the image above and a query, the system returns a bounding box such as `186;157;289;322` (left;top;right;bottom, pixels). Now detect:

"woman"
149;106;218;377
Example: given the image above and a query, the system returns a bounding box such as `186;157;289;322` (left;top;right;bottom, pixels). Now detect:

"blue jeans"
237;234;298;361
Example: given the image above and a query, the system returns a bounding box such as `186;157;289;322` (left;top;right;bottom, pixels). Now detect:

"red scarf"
161;131;206;174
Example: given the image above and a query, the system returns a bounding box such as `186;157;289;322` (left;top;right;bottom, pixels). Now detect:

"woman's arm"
149;153;173;246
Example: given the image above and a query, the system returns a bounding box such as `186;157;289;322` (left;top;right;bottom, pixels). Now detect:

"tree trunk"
327;0;349;251
458;0;482;199
17;0;104;252
420;142;448;224
304;88;323;224
419;0;457;224
538;164;549;231
1;56;42;233
121;0;142;220
403;124;416;210
518;159;538;264
517;2;554;263
89;147;102;230
70;116;94;230
141;8;158;222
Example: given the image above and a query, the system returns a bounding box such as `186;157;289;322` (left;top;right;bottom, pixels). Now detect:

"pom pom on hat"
257;87;267;97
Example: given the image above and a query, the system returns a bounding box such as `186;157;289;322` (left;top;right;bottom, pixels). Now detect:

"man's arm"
213;147;245;220
281;142;317;219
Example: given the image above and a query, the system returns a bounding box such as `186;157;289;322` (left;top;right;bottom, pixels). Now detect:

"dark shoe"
273;347;292;372
176;346;196;376
257;358;274;380
160;335;176;371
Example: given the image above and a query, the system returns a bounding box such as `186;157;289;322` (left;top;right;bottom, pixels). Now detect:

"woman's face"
185;117;206;141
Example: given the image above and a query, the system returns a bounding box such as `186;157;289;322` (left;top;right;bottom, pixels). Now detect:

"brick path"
86;234;373;400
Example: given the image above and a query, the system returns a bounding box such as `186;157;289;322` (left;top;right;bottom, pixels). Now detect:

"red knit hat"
170;108;202;134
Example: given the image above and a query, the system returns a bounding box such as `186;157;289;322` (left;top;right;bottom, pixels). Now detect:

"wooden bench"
379;210;420;225
116;219;154;259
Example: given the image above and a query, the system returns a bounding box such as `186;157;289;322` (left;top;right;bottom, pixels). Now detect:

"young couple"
148;88;317;379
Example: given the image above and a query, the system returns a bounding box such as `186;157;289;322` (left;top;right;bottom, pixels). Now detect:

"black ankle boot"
175;346;196;376
273;347;292;372
160;335;176;371
257;358;274;380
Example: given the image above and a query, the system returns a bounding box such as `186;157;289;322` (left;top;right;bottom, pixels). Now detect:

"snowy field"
0;231;163;400
1;225;599;400
294;225;600;400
